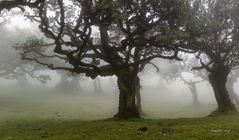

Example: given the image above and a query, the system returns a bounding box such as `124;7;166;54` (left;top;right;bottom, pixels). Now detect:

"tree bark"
209;69;237;113
114;71;140;119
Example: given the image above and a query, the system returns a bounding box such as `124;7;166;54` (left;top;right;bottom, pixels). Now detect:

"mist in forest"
0;8;238;121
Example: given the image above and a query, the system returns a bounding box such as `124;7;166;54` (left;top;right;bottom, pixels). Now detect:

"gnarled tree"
14;0;191;119
157;57;206;106
189;0;239;114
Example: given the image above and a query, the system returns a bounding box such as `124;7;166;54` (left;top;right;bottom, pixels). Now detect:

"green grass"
0;87;238;139
0;113;239;140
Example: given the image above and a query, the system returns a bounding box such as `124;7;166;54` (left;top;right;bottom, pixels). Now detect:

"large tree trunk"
209;69;236;113
114;72;140;119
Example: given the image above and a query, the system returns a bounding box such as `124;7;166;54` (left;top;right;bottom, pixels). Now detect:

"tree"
189;0;239;113
179;76;202;106
55;70;81;91
0;61;51;86
14;0;191;119
0;13;51;85
157;58;206;106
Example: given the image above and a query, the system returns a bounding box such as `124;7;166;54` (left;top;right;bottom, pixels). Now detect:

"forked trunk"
114;72;140;119
209;69;236;113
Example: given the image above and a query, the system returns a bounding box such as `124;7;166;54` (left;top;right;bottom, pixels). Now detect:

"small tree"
55;70;81;91
158;58;206;106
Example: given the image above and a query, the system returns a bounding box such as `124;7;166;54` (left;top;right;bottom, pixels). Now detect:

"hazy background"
0;13;238;121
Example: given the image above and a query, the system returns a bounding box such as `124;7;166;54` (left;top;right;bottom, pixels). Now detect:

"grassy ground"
0;113;239;140
0;87;238;139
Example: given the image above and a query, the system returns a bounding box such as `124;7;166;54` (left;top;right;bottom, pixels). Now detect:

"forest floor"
0;87;238;139
0;113;239;140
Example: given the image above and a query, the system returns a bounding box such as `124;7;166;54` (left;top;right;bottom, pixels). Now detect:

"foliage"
189;0;239;71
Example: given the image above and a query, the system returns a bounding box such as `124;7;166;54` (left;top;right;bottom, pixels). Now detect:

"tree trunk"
189;83;200;106
69;77;81;91
209;69;236;113
55;71;70;90
114;72;140;119
97;78;103;92
135;76;142;113
93;77;103;93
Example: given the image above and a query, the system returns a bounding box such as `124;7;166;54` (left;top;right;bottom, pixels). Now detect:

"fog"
0;12;238;122
0;72;218;121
